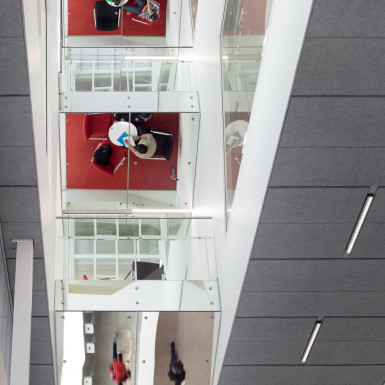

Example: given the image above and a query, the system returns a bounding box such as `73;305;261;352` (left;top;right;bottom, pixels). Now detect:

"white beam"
10;240;33;385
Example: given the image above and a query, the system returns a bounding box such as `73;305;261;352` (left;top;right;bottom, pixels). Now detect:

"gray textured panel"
0;38;28;95
350;223;385;258
30;365;55;385
366;188;385;222
270;148;385;186
33;259;47;291
230;318;316;342
308;0;385;38
0;0;23;37
260;188;368;224
0;147;36;185
224;340;305;365
32;290;48;316
0;97;33;146
252;224;352;259
31;317;50;341
293;39;385;96
319;318;385;341
237;292;385;317
281;97;385;147
1;222;43;258
218;365;385;385
0;187;40;222
30;340;53;364
308;341;385;365
243;260;385;292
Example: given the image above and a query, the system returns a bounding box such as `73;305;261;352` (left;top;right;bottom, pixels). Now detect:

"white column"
10;240;34;385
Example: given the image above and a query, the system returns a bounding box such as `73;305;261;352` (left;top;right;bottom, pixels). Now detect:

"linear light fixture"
345;194;374;254
301;321;322;364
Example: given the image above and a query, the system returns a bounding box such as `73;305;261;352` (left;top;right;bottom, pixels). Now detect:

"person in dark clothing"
109;333;131;384
168;342;186;384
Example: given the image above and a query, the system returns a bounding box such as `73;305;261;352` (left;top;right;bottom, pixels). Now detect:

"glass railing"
59;111;200;211
56;216;218;312
62;47;195;93
221;0;274;222
57;310;220;385
61;0;197;48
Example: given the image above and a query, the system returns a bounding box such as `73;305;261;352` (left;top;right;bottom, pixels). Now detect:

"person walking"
168;342;186;384
109;333;131;384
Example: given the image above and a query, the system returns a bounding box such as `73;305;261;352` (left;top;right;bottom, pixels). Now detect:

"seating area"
66;112;179;190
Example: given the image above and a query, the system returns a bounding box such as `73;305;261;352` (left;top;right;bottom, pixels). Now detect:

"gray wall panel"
270;148;385;186
350;223;385;258
0;0;24;37
30;340;53;364
243;260;385;292
30;365;55;385
237;292;385;317
293;39;385;96
0;187;40;222
31;317;50;341
281;97;385;148
224;340;305;365
308;341;385;365
32;290;49;316
0;97;33;146
320;318;385;341
0;38;29;95
260;188;368;224
0;147;37;186
219;365;385;385
252;224;352;259
1;222;43;258
308;0;385;38
230;318;316;342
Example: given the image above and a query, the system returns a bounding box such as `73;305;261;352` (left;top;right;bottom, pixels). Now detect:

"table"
109;121;138;148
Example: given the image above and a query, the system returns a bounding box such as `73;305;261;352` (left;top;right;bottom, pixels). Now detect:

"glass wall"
221;0;274;221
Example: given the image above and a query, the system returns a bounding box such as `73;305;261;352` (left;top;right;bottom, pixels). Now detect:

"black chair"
94;1;120;31
150;129;174;161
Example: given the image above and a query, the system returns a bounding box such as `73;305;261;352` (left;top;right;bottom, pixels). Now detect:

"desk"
109;121;138;147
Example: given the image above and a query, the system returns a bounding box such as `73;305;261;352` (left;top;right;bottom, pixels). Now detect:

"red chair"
91;141;127;176
83;114;113;141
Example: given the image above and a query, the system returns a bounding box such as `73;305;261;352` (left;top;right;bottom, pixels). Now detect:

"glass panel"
74;240;94;255
221;0;274;222
119;219;139;237
141;219;160;236
118;258;134;280
74;258;94;279
96;240;116;254
60;111;200;212
74;219;94;236
95;258;116;278
96;219;117;235
62;0;189;48
117;239;135;254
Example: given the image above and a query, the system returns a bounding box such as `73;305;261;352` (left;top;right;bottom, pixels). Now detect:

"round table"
109;121;138;148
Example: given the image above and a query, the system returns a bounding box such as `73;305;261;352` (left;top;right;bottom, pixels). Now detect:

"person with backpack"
168;342;186;385
109;333;131;384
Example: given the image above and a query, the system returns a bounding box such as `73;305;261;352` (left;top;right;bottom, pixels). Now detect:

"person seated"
124;133;157;159
123;0;159;21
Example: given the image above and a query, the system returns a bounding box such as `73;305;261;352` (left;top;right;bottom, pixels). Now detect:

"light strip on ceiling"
345;194;374;254
301;321;322;364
